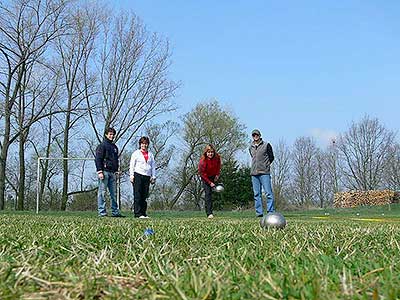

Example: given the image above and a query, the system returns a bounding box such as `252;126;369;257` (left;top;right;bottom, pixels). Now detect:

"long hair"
201;144;220;160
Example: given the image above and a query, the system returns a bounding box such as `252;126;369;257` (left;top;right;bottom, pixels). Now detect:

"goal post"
36;157;121;214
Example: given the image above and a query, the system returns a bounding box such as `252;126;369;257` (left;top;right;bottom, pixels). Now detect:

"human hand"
215;175;219;182
150;178;156;184
210;182;216;188
130;175;134;183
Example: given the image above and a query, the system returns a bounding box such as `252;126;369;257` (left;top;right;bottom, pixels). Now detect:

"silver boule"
260;212;287;229
214;184;224;193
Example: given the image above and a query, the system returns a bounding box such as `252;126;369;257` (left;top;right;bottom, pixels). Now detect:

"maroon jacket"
198;156;221;185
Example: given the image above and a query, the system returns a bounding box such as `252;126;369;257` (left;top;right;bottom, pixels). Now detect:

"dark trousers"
133;172;151;217
202;176;215;216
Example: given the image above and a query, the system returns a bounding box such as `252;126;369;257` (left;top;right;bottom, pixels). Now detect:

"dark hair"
138;136;150;148
201;144;220;160
104;127;116;136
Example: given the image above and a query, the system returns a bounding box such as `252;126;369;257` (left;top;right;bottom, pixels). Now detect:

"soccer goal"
35;157;121;213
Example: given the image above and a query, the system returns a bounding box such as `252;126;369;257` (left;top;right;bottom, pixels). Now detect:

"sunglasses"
252;133;259;137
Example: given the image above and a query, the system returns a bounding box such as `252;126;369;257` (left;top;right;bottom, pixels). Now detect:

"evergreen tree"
214;160;253;210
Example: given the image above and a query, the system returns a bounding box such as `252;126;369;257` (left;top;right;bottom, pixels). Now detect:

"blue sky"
113;0;399;148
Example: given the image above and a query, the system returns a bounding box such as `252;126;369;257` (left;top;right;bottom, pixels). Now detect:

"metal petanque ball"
260;212;287;229
214;184;224;193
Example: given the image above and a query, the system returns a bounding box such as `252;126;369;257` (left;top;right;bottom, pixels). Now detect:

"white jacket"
129;149;156;179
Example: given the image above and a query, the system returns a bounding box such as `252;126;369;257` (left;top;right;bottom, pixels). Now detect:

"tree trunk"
169;173;195;209
61;109;71;211
17;132;27;210
0;64;25;210
0;156;7;210
0;112;12;210
37;116;55;209
17;76;28;210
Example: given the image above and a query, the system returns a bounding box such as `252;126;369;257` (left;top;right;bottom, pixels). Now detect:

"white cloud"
309;128;338;147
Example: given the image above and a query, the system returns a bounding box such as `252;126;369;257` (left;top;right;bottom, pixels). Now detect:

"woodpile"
334;190;397;208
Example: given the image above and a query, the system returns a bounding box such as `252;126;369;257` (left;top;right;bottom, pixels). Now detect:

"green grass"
1;206;400;299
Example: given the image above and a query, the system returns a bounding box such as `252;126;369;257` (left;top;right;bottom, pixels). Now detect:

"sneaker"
257;214;263;218
139;215;149;219
207;214;214;219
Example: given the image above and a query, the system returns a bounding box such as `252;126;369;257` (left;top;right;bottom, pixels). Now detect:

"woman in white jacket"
129;136;156;218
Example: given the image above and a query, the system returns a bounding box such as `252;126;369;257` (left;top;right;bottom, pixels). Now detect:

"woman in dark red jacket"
198;144;221;218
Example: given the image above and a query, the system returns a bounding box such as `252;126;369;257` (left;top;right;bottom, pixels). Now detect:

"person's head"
104;127;116;141
138;136;150;151
202;144;219;160
251;129;261;142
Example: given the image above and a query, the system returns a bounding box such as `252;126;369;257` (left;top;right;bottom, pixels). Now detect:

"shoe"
257;214;263;218
139;215;149;219
207;214;214;219
112;214;126;218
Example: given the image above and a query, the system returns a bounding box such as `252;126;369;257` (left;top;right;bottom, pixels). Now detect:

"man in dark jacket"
95;127;124;217
249;129;275;217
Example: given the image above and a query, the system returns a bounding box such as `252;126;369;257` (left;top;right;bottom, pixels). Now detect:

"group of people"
95;127;275;218
95;128;155;218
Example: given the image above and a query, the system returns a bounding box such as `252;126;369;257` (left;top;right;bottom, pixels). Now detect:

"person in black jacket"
249;129;275;217
95;127;124;217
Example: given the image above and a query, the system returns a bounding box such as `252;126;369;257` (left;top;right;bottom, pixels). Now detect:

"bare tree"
325;139;341;193
0;0;69;209
87;12;179;156
169;100;247;209
145;120;178;171
13;61;61;209
382;143;400;191
54;3;101;210
30;115;63;209
314;149;330;208
290;137;318;207
337;116;396;190
4;147;18;208
271;139;291;209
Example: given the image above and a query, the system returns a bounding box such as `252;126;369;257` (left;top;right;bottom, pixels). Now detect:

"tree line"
147;110;399;211
0;0;178;210
1;1;399;212
270;116;399;209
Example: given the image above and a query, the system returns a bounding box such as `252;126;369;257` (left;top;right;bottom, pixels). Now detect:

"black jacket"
95;138;119;173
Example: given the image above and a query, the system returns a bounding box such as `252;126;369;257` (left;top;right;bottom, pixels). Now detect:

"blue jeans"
251;174;275;216
97;171;120;216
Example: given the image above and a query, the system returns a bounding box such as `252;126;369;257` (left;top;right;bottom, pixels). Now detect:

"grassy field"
1;206;399;299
